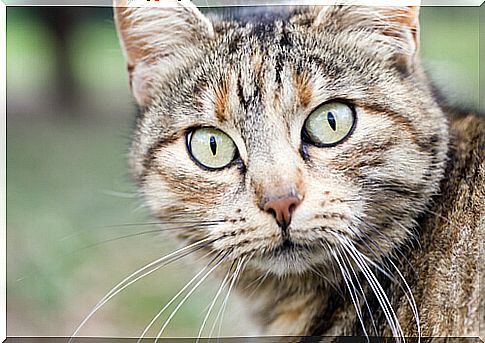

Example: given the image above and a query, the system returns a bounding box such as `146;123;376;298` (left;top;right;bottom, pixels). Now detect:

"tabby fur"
113;1;484;338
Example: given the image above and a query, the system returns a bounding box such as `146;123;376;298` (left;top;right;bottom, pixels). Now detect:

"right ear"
113;0;214;106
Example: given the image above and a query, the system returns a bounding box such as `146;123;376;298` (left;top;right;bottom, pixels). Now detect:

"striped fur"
114;3;483;338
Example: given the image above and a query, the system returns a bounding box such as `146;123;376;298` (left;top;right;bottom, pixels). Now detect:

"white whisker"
247;269;271;299
332;247;369;340
352;225;421;340
195;264;232;342
137;263;212;342
153;252;227;342
70;238;212;342
345;233;420;340
387;258;421;342
210;256;247;342
341;239;405;341
339;246;379;337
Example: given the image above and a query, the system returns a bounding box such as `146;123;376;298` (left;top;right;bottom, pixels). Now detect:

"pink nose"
263;196;301;229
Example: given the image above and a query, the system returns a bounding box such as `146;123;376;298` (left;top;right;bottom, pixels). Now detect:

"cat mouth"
247;235;331;276
271;238;311;255
254;240;318;275
266;238;317;261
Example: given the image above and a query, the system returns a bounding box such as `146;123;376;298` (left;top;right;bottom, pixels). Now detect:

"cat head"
114;1;448;278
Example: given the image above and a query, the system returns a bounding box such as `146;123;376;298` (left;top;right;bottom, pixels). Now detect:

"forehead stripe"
214;79;230;123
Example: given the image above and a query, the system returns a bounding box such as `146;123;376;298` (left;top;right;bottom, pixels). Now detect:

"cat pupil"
210;136;217;155
327;112;337;131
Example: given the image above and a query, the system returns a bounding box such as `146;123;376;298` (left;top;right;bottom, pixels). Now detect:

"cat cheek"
141;170;239;215
289;177;362;230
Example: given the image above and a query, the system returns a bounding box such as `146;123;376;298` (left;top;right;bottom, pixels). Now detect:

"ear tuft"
315;5;420;72
113;0;214;106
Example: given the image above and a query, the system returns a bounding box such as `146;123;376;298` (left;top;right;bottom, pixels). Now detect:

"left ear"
315;5;420;73
113;0;214;106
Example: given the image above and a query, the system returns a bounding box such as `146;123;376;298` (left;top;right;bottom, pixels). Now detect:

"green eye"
303;101;355;146
188;128;237;169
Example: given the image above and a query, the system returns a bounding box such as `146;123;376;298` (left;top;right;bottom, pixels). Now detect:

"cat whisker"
423;208;464;233
195;260;234;342
386;258;421;343
71;221;226;254
70;228;193;254
339;199;363;203
339;247;379;337
192;248;225;265
153;251;230;342
351;224;421;340
69;237;215;342
138;263;211;342
246;269;271;299
61;221;224;247
208;260;239;342
100;189;138;199
137;250;225;342
349;224;404;283
326;243;343;292
339;238;405;342
211;255;249;342
331;247;369;341
99;220;227;229
348;251;401;340
308;263;344;298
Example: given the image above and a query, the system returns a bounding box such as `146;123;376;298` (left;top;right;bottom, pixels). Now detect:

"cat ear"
315;5;420;72
113;0;214;106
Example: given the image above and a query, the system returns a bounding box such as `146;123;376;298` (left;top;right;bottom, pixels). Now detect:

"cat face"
115;2;448;278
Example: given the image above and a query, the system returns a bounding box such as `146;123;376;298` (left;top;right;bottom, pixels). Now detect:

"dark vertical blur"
38;8;80;112
8;6;118;118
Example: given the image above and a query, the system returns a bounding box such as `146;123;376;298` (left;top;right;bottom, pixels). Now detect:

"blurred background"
6;5;482;338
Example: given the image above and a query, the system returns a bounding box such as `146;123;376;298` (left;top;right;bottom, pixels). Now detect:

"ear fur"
113;0;214;106
314;5;420;72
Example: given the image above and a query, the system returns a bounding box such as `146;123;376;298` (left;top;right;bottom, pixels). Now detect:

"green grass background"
6;6;481;338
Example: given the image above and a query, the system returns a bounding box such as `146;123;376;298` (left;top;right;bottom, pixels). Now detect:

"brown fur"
214;80;230;123
293;72;313;108
113;2;483;339
390;113;484;337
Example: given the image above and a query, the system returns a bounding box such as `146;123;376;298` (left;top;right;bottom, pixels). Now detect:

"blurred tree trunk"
38;7;80;116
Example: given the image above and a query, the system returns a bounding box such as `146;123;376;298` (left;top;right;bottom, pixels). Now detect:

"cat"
110;1;484;339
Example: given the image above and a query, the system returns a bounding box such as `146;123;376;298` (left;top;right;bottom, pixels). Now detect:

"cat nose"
263;195;301;229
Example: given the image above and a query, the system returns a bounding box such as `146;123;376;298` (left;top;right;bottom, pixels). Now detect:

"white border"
1;1;482;342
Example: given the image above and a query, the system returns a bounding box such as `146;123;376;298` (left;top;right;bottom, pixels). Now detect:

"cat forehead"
149;29;374;127
209;6;297;25
135;5;419;159
155;11;385;108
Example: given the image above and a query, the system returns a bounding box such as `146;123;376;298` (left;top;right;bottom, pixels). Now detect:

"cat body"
113;2;484;338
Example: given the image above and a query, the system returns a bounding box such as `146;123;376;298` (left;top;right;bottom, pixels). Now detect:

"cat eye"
303;101;356;147
187;127;238;170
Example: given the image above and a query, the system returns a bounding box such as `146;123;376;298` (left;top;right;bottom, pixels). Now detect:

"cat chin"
257;259;313;277
250;241;330;277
